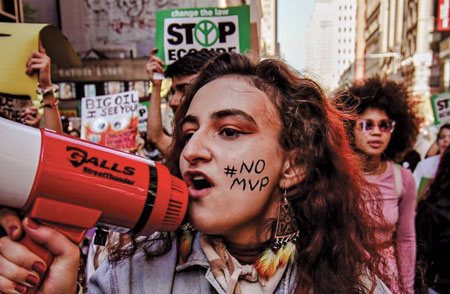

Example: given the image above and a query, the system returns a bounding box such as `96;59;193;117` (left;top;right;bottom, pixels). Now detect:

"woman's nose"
182;131;212;164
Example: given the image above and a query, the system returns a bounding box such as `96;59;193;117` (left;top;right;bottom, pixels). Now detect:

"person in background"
69;128;81;138
415;145;450;294
60;115;70;134
145;48;218;156
399;148;421;172
0;53;391;294
334;76;419;294
413;123;450;197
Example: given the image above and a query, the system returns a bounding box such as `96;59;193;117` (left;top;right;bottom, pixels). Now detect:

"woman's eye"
220;128;241;138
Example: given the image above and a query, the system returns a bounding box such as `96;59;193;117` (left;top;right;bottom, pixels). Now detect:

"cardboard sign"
431;91;450;125
81;91;139;151
155;5;250;66
0;93;33;122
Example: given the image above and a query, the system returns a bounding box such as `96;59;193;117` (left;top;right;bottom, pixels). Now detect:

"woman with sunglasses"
334;76;419;294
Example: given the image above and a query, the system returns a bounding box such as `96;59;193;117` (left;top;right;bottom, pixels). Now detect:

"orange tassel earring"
255;190;299;280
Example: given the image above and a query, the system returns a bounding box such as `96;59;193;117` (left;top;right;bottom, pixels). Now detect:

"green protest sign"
155;5;250;66
430;91;450;125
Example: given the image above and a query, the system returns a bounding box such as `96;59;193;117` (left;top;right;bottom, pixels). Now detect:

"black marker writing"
224;165;237;177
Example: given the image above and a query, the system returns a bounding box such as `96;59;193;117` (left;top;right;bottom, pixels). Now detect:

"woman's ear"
279;157;305;189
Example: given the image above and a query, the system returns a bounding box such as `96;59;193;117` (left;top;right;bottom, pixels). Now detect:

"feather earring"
178;223;195;265
255;190;299;280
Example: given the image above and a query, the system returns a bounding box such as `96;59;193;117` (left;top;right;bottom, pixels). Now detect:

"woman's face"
353;108;394;157
437;127;450;155
179;76;287;244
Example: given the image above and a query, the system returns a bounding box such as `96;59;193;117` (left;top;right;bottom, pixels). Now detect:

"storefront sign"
437;0;450;31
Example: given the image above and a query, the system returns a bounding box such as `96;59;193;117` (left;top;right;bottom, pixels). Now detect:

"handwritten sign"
81;90;139;151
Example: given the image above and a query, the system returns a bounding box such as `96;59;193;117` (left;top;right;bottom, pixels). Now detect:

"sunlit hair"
164;53;388;293
334;76;419;161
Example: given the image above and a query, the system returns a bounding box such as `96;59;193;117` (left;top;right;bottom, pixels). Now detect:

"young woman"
334;77;419;294
415;145;450;294
413;123;450;196
0;53;391;294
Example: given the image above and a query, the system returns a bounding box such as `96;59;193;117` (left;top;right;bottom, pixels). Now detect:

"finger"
151;55;164;66
0;275;27;294
150;47;158;56
25;59;46;75
22;219;79;267
153;63;164;74
0;238;43;287
0;209;22;240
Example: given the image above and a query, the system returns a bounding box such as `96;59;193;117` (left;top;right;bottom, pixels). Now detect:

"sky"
277;0;315;72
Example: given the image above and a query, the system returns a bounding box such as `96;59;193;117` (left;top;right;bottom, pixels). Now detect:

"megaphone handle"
19;234;53;294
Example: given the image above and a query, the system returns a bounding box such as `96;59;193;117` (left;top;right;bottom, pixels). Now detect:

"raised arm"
145;48;172;155
25;48;63;133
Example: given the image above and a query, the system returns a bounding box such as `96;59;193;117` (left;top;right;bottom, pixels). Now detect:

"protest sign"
155;5;250;66
138;101;148;132
0;23;81;103
81;91;139;151
0;94;33;122
431;91;450;125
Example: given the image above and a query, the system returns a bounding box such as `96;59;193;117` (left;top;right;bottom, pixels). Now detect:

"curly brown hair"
163;53;388;293
334;76;419;161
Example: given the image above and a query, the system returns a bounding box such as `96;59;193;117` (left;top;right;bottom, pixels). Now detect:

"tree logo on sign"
194;20;219;47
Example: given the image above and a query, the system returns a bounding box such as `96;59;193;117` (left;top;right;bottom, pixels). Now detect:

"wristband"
36;84;59;96
41;98;59;108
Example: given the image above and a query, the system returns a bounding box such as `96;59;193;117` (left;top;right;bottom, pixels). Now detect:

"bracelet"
41;98;59;108
36;84;59;96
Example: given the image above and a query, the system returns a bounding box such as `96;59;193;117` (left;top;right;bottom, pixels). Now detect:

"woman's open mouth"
184;171;214;199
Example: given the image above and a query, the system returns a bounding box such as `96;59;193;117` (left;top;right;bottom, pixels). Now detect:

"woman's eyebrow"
211;109;256;125
181;115;198;127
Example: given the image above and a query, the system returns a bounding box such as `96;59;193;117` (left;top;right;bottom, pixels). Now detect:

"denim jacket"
89;233;391;294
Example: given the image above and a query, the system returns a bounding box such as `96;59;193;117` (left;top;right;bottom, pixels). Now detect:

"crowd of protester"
0;45;449;294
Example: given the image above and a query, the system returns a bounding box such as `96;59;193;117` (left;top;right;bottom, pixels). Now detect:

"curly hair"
334;76;419;161
163;53;388;293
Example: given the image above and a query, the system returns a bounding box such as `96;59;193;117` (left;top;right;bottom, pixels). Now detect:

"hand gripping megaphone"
0;117;188;292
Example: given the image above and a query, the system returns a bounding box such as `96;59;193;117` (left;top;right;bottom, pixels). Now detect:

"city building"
306;0;356;91
260;0;279;58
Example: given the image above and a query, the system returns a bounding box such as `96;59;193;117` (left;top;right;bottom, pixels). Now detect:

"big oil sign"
155;5;250;65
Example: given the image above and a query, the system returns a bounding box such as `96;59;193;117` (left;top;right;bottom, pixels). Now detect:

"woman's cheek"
224;158;270;192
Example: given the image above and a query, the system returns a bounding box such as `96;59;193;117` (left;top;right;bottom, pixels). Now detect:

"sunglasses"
357;119;396;133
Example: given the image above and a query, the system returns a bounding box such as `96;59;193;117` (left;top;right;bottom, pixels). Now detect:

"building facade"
260;0;278;57
306;0;356;91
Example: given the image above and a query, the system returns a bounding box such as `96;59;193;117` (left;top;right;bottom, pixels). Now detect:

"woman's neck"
359;154;387;175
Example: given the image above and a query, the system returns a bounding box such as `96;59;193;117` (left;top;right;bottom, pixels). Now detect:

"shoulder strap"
392;163;403;197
